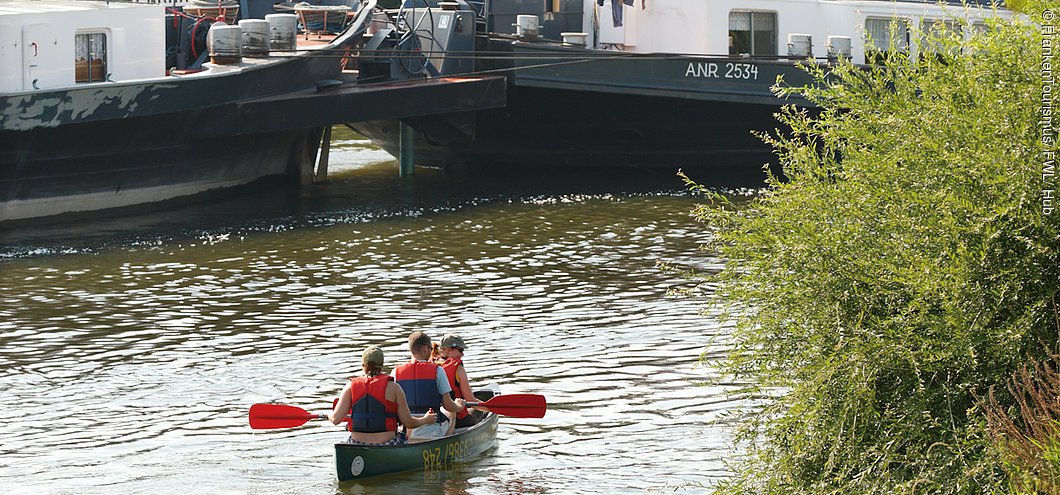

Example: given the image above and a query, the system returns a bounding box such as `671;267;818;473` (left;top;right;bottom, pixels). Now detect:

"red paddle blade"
249;403;316;429
476;394;547;419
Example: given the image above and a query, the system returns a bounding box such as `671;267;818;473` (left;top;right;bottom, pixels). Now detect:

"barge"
351;0;1008;170
0;0;373;224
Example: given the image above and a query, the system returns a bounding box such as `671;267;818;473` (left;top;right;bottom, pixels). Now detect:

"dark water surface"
0;128;753;494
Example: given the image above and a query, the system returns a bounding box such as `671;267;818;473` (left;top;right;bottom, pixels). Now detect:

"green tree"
693;3;1060;494
1007;0;1031;12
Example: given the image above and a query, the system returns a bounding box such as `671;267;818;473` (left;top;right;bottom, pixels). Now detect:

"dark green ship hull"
334;412;499;481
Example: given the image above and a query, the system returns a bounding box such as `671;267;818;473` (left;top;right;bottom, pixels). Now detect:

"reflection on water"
0;127;754;494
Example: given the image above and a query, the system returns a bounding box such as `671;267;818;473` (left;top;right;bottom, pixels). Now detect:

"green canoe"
334;411;499;481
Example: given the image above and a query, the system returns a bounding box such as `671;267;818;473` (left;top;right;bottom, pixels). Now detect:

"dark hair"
408;331;431;350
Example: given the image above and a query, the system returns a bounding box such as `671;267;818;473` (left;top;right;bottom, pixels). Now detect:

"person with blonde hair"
328;345;436;445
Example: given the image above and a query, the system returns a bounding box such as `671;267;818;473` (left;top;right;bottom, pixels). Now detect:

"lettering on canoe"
685;62;760;80
422;437;475;470
423;446;445;469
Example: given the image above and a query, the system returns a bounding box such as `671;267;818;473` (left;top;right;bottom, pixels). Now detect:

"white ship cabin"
585;0;1010;64
0;0;164;93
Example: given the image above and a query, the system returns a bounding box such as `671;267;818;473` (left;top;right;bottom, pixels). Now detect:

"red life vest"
348;374;398;433
394;360;444;422
441;357;469;420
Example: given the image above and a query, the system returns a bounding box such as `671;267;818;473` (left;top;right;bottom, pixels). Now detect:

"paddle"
249;393;547;429
467;394;547;419
249;403;326;430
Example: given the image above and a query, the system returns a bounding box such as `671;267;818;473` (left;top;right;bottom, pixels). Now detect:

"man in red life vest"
438;334;483;429
393;331;466;439
328;345;436;445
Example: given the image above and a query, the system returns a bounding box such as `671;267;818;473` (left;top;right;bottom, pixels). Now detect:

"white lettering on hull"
685;62;759;80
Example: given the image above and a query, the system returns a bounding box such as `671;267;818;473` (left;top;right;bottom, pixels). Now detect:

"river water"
0;128;755;494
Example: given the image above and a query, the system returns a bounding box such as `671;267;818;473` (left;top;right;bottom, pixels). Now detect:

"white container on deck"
514;14;539;39
827;35;852;60
787;33;813;58
561;32;588;46
239;19;270;57
265;13;298;51
208;23;243;65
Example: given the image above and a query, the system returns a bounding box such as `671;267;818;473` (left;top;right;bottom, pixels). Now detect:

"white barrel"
560;32;588;46
239;19;270;57
515;14;539;38
827;35;852;59
265;13;298;51
208;23;243;64
787;33;813;58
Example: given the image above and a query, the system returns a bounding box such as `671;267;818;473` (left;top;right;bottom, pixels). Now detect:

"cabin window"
864;18;909;64
728;11;777;56
75;32;107;83
920;19;961;57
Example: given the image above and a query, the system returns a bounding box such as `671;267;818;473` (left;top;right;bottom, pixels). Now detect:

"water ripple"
0;133;747;494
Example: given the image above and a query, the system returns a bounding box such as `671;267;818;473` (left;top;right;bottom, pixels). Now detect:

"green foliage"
1006;0;1030;13
982;354;1060;493
695;4;1060;494
1000;425;1060;494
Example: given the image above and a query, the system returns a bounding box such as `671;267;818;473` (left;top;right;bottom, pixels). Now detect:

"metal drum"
265;13;298;51
828;36;852;60
787;33;813;58
208;23;243;65
239;19;270;57
515;14;539;39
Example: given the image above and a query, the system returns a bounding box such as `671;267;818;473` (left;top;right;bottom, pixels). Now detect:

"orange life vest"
348;374;398;433
441;357;470;420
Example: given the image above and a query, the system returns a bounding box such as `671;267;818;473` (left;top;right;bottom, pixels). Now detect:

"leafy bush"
692;3;1060;494
982;354;1060;494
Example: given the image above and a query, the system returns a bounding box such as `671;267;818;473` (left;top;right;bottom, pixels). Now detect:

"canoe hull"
334;412;499;481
